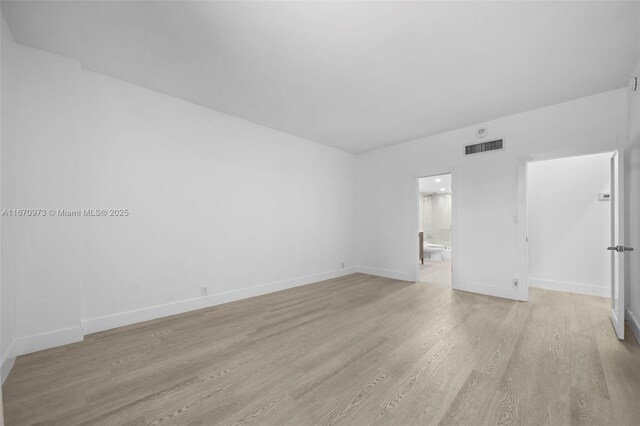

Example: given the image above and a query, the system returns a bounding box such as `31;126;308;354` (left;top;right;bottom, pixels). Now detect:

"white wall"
355;89;627;300
527;153;611;297
0;38;356;376
424;194;451;246
1;26;84;364
0;13;4;417
0;12;16;383
625;53;640;343
81;71;355;331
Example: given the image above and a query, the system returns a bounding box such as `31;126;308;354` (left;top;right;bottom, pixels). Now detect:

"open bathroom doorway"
418;173;453;287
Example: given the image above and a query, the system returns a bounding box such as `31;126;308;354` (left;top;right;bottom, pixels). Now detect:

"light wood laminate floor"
3;273;640;425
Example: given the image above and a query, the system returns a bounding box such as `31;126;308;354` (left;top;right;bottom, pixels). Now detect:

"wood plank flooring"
3;273;640;425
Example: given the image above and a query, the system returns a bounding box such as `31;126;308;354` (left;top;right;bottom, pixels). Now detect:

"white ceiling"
420;174;451;194
2;1;638;154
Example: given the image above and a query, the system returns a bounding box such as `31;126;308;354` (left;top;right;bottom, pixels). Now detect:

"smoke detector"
476;127;488;139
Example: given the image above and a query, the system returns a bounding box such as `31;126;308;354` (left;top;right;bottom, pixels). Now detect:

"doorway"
520;150;629;339
526;152;612;297
418;173;452;287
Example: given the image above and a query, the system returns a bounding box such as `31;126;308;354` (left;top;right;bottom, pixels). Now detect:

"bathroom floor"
419;259;451;287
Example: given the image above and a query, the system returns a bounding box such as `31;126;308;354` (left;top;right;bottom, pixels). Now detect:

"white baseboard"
14;326;84;357
528;277;609;298
355;266;522;301
83;267;356;335
626;308;640;346
455;280;521;301
1;268;358;381
354;266;414;282
1;326;83;384
1;339;17;384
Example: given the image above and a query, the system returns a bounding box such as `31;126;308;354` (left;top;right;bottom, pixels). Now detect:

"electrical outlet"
341;262;345;269
200;286;208;296
513;279;519;288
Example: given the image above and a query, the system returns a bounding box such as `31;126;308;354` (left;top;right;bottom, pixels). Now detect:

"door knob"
607;246;635;252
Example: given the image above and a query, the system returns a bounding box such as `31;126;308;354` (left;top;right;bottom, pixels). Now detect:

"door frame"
610;150;625;339
516;146;621;304
412;171;459;288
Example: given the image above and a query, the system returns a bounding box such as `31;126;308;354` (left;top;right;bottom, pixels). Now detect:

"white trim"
411;173;420;282
450;171;460;289
83;267;356;334
611;149;625;340
1;339;17;384
455;280;521;301
626;308;640;346
14;326;84;357
528;277;609;298
525;146;618;164
355;266;413;282
517;159;529;301
611;308;621;339
1;355;15;384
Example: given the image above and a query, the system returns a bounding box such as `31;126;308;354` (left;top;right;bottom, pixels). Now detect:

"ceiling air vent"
465;139;503;156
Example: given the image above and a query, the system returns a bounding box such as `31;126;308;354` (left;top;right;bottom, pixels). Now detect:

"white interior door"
609;150;627;340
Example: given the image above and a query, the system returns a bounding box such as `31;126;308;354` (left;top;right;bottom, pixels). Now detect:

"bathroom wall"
424;194;451;246
527;152;612;297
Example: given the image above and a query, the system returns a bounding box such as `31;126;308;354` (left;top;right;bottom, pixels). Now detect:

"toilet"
424;243;444;261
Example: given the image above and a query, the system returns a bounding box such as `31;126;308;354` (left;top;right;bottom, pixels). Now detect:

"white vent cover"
465;139;503;155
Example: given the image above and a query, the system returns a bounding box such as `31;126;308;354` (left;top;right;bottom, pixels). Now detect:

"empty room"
1;1;640;425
